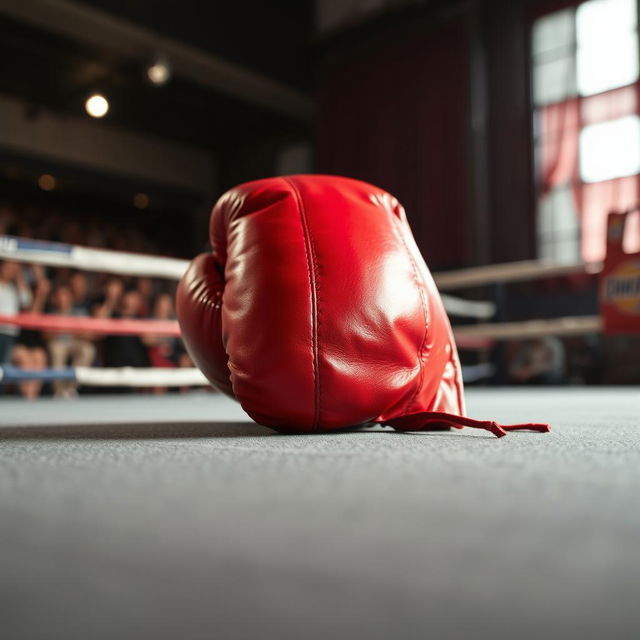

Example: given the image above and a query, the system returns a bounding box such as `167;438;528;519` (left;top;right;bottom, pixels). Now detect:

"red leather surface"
177;175;464;432
176;254;234;397
600;211;640;334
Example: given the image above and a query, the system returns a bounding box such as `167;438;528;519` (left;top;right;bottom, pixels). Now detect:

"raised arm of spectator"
14;264;33;310
28;265;51;314
93;278;124;318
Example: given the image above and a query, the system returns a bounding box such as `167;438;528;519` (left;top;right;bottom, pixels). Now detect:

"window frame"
529;0;640;263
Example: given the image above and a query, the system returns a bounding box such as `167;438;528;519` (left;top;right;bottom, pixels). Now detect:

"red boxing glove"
177;175;549;438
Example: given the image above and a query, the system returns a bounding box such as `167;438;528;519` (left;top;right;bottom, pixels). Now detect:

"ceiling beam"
0;0;313;121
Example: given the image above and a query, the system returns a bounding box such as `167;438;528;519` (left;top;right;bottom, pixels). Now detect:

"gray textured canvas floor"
1;388;639;640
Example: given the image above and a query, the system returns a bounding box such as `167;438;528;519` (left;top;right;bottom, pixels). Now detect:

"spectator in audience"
144;293;177;365
98;288;150;392
1;201;197;397
11;265;50;399
46;284;96;398
93;277;124;320
11;343;48;400
508;336;566;385
143;293;178;395
69;271;91;314
0;261;32;364
136;277;155;317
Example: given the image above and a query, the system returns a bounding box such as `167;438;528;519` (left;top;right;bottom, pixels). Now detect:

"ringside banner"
600;211;640;334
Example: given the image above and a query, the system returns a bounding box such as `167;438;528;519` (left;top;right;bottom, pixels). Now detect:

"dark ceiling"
0;0;478;158
0;1;314;153
80;0;314;90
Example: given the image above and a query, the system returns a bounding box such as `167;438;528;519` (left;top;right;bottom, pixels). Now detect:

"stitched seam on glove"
283;176;321;431
390;212;430;416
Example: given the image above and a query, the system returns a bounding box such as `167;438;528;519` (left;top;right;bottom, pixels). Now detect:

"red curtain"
316;18;471;269
540;84;640;262
540;98;580;190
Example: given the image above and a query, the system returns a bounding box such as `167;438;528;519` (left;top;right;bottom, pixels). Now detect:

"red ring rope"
0;313;181;337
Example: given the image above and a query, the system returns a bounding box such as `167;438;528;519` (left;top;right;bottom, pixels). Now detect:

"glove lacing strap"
382;411;550;439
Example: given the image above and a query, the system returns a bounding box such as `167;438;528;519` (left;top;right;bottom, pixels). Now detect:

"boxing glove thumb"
176;253;233;397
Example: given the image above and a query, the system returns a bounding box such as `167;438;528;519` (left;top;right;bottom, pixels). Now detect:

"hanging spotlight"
38;174;56;191
133;193;150;209
85;93;109;118
147;58;171;86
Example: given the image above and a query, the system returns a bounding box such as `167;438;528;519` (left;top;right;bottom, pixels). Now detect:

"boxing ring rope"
0;235;496;320
0;311;497;385
0;235;193;389
0;313;205;387
0;313;180;337
454;316;602;344
0;308;602;386
433;259;603;352
1;236;603;291
0;361;496;388
0;235;605;338
0;236;177;385
0;365;208;387
434;258;602;290
0;235;187;279
439;294;495;320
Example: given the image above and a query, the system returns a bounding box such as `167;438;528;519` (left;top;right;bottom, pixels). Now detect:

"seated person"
0;260;32;364
508;337;565;385
143;293;178;368
11;343;47;400
12;266;51;399
69;271;91;315
45;284;96;398
99;288;150;369
143;292;178;396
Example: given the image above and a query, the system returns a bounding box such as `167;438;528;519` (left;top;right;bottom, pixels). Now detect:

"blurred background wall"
2;0;637;266
1;0;639;385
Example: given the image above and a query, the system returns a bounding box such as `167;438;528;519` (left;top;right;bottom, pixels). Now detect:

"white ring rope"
0;364;495;386
0;235;188;279
440;294;495;320
454;315;602;342
0;365;209;387
0;234;495;319
434;258;602;291
0;238;605;389
75;366;208;387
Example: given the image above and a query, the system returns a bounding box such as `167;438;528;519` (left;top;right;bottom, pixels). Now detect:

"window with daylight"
532;0;640;263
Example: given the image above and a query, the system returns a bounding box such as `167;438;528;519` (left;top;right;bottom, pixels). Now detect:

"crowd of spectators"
0;203;194;398
2;200;617;397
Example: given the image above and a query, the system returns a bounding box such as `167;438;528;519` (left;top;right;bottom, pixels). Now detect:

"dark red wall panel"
316;17;471;269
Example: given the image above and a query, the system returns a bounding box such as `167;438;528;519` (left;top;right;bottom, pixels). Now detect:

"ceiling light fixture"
147;58;171;86
85;93;109;118
38;174;56;191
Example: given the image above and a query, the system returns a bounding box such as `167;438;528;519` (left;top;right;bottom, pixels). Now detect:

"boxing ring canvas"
1;388;638;640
